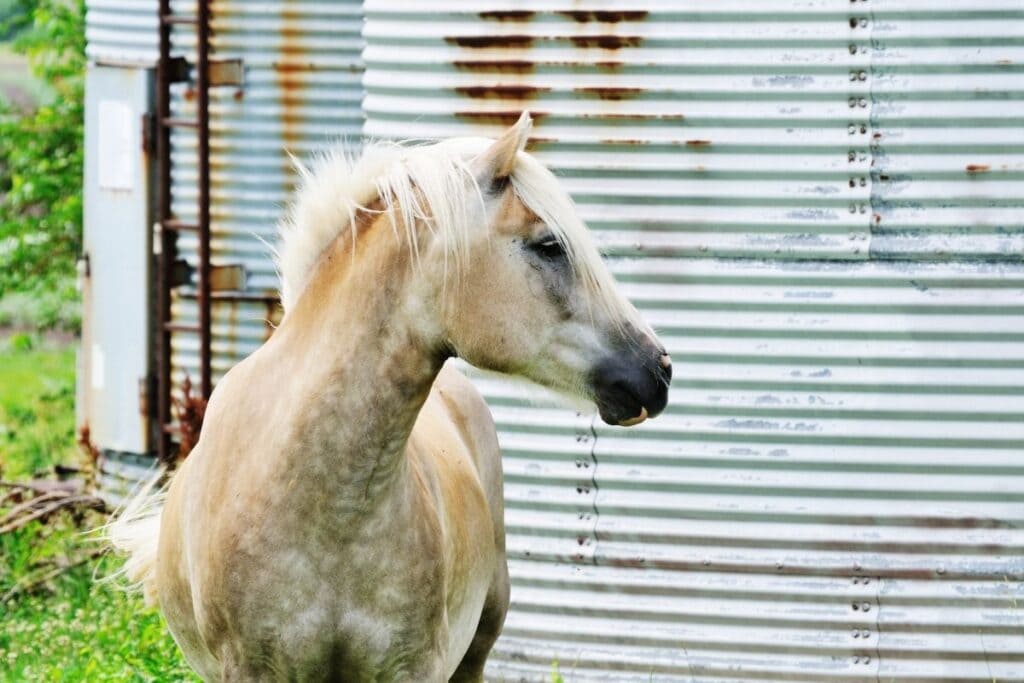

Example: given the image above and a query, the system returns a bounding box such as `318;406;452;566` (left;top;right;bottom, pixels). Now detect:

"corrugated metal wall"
85;0;158;65
84;0;363;472
363;2;1024;680
168;1;364;387
87;0;364;421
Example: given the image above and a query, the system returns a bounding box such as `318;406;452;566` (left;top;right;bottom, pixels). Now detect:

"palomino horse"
109;113;671;681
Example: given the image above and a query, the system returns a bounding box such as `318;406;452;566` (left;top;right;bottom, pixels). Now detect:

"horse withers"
108;113;671;681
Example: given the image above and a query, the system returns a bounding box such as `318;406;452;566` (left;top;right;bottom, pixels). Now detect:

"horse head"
433;113;671;426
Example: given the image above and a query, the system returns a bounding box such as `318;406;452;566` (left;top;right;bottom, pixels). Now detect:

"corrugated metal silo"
363;2;1024;680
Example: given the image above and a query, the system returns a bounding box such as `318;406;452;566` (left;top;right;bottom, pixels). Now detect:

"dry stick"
0;495;106;535
1;548;107;603
0;480;76;495
0;490;70;527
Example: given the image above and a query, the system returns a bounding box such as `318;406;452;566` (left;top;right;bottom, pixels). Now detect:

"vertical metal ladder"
154;0;212;463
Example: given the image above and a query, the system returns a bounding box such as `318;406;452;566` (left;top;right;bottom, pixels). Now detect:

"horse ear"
472;111;532;184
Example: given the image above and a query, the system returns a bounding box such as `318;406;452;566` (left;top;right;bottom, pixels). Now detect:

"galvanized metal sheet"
363;2;1024;680
363;0;1024;263
85;0;158;66
164;1;363;396
457;259;1024;682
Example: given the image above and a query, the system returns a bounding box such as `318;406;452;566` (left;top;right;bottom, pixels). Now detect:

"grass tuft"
1;342;196;681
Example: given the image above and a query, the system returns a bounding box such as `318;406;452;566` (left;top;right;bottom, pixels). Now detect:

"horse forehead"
493;189;544;235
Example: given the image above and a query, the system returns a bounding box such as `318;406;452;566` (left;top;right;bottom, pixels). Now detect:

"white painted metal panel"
81;66;154;455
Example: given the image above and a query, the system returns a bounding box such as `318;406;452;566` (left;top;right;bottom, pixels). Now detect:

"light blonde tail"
103;470;166;605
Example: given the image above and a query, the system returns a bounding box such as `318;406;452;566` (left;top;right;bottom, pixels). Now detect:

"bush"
0;0;84;318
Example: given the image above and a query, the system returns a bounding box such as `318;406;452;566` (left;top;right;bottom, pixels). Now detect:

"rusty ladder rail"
155;0;212;463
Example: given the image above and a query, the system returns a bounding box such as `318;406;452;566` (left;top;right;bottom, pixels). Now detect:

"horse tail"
103;470;166;605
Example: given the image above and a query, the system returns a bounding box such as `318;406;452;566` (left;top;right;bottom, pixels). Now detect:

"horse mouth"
595;387;650;427
591;348;671;428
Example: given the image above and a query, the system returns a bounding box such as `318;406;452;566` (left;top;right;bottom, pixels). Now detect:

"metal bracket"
167;56;190;83
209;59;244;87
209;264;248;291
167;56;244;87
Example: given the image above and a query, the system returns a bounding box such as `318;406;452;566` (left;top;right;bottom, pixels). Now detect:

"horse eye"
529;236;565;261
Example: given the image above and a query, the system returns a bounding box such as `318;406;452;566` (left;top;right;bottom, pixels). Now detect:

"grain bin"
363;2;1024;680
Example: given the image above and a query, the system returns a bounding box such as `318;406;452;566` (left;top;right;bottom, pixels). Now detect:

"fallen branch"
0;494;107;534
0;479;80;496
0;490;70;527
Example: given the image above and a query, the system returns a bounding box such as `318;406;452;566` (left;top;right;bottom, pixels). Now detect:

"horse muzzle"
590;346;671;427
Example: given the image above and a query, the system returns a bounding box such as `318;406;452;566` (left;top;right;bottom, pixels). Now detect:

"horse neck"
274;215;445;504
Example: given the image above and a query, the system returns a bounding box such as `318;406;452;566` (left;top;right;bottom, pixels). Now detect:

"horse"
108;112;671;681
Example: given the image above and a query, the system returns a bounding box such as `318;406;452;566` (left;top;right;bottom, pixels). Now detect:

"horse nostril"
659;353;672;382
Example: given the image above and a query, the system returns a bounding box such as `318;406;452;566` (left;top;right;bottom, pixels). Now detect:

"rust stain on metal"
575;86;643;101
686;139;712;147
273;62;315;74
276;4;304;153
455;85;550;100
966;164;991;174
582;113;683;121
600;138;648;146
455;111;548;127
557;11;649;23
524;136;556;151
595;60;625;71
479;10;535;22
453;60;535;74
913;516;1015;530
569;35;642;50
445;35;535;49
76;424;101;484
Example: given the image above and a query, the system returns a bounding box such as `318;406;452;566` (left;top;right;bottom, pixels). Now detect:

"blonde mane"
276;137;635;326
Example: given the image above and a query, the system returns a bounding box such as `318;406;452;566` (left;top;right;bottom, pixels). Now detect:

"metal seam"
867;0;879;263
874;575;883;683
587;410;600;566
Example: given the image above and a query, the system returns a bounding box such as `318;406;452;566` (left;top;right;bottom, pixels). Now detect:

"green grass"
0;338;77;479
0;340;197;682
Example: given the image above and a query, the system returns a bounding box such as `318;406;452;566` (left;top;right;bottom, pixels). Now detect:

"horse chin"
595;394;648;427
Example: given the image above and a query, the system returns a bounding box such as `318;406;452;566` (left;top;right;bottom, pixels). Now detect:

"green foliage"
0;0;84;314
0;0;33;40
0;345;197;681
0;283;80;331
